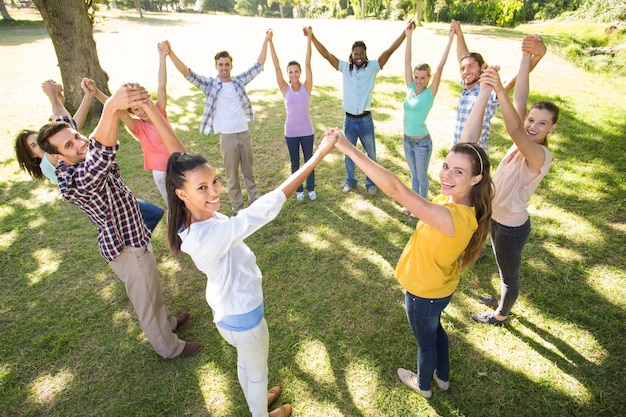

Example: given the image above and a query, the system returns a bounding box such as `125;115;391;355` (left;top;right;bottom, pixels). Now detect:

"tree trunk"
1;1;13;20
31;0;110;116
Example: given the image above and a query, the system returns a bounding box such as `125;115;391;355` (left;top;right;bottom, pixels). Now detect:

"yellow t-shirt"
395;195;477;298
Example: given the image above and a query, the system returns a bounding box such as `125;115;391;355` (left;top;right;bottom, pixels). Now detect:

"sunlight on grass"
586;265;626;308
98;280;118;303
345;359;381;416
0;205;16;225
295;339;336;385
196;362;234;417
542;241;584;263
531;202;601;243
0;229;17;250
298;229;334;250
28;248;60;285
28;369;74;405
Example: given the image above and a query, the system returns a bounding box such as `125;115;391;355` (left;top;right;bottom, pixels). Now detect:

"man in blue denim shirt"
165;34;270;215
304;22;411;195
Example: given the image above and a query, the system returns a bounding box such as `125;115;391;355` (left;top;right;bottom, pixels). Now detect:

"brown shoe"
174;312;191;331
269;404;291;417
267;385;281;406
176;341;202;357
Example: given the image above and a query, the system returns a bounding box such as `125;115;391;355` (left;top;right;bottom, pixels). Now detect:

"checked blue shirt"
186;62;263;136
453;82;499;153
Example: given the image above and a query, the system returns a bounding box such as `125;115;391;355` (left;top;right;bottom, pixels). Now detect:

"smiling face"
439;151;482;204
287;63;301;84
413;69;431;92
175;163;222;223
130;105;150;122
524;107;557;143
459;56;484;89
215;56;232;81
350;46;367;67
47;127;89;165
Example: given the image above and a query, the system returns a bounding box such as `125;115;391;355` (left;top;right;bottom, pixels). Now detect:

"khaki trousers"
109;244;185;358
219;130;260;214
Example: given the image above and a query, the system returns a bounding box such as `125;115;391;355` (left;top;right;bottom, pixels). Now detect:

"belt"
345;111;371;119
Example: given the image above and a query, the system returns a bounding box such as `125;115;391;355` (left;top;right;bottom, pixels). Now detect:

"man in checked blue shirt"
450;20;546;154
164;34;270;216
37;84;201;359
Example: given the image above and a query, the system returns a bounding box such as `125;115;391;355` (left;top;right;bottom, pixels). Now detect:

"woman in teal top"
402;22;454;205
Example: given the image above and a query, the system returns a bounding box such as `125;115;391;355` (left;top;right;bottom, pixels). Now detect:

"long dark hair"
450;143;493;270
166;152;210;255
348;40;368;72
15;129;44;180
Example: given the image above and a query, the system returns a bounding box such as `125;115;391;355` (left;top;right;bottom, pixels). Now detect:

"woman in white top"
462;36;558;325
165;131;336;417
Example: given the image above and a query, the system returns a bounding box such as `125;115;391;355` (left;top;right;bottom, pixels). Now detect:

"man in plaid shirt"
165;34;270;215
37;84;201;359
450;20;546;153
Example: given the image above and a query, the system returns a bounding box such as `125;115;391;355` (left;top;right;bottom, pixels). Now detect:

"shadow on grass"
0;19;48;46
1;79;625;416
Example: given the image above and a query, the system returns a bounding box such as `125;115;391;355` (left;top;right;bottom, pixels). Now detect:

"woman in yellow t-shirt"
332;129;492;398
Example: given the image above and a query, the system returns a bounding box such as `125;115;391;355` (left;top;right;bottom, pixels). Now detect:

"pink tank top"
284;85;314;137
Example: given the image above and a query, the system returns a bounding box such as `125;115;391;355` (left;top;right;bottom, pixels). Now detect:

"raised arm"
92;84;150;148
72;77;96;131
404;22;414;87
42;80;71;119
378;20;410;69
156;41;168;110
303;28;313;94
451;19;469;63
501;34;547;94
429;25;455;96
268;29;288;96
333;129;456;236
257;30;270;66
164;41;191;78
304;26;339;70
90;82;136;132
481;67;547;173
459;76;493;144
136;96;185;154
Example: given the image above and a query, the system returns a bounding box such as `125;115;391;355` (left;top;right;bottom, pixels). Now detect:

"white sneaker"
296;192;305;201
308;191;317;200
397;368;432;398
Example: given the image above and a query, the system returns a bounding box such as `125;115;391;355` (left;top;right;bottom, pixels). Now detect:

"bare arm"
268;30;288;96
333;129;456;236
279;131;336;197
430;26;455;96
482;67;547;173
92;84;150;148
257;30;270;66
156;41;168;110
404;24;414;87
451;19;469;62
92;85;136;132
73;77;96;131
459;77;492;144
42;79;71;119
304;26;339;70
502;35;547;94
164;41;191;78
378;21;410;69
136;96;185;154
304;28;313;94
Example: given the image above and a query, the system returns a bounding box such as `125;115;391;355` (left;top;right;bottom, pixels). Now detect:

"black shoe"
471;311;507;326
477;295;499;308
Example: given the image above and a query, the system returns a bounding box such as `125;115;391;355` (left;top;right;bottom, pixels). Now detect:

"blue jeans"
285;134;315;193
343;114;376;188
405;291;452;391
490;218;531;316
137;199;164;232
403;134;433;199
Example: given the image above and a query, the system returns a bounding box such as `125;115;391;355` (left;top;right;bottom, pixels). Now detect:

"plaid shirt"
186;62;263;136
453;82;499;152
55;135;150;261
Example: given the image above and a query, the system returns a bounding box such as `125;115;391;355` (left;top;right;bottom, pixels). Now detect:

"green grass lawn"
1;11;625;417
